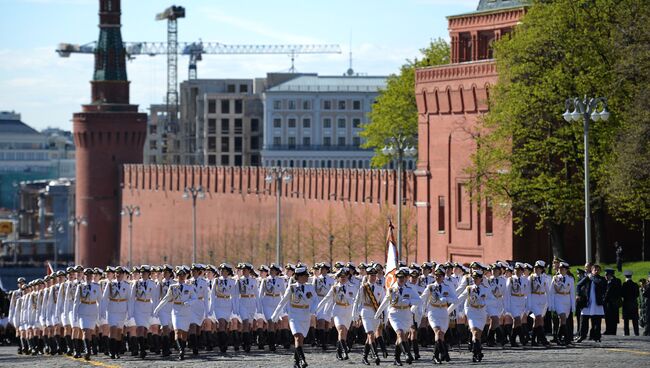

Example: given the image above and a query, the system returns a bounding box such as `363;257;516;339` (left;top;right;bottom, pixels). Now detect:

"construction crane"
155;5;184;135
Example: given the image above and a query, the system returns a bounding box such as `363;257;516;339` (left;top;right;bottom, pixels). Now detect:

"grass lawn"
573;261;650;282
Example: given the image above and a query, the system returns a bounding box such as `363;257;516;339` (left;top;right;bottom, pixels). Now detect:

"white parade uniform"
73;282;101;330
421;281;457;332
486;276;506;317
157;278;174;327
210;276;239;321
189;276;210;325
313;274;334;321
47;283;62;326
8;289;23;329
528;273;550;317
16;294;26;331
27;291;39;329
37;288;48;328
549;274;575;315
456;283;494;330
101;280;130;327
316;281;357;329
236;275;260;322
271;282;318;336
63;280;79;328
128;278;159;328
154;282;197;332
352;280;385;332
409;280;426;324
375;283;421;332
506;274;530;318
259;275;286;320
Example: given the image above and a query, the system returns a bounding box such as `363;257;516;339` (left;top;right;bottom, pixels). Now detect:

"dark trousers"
567;312;574;338
604;308;619;334
575;307;582;337
623;318;639;336
580;315;602;340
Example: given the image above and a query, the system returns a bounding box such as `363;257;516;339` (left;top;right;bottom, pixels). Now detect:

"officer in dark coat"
576;264;606;342
603;268;622;335
621;271;639;336
574;268;587;338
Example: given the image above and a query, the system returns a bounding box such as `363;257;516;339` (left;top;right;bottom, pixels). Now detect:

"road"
2;333;649;368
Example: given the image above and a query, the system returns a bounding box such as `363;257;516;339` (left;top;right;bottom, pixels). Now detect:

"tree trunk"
593;200;607;264
549;222;565;260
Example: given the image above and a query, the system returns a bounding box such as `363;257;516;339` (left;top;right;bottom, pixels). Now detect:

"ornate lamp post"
183;186;205;263
120;205;140;268
265;168;293;265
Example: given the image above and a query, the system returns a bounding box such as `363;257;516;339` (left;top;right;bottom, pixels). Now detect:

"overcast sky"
0;0;478;131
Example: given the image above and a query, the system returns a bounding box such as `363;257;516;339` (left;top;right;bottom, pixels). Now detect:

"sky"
0;0;479;131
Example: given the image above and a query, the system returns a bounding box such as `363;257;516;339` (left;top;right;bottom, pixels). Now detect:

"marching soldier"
549;262;575;345
316;267;357;361
128;265;159;359
406;266;425;360
259;263;286;351
421;265;457;364
352;266;385;365
454;269;494;363
157;265;175;356
528;260;551;346
236;262;260;353
313;262;334;351
101;266;130;359
72;269;101;360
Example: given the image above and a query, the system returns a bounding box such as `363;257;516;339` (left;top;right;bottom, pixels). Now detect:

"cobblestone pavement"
2;333;649;368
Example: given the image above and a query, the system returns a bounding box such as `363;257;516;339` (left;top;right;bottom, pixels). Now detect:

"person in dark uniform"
574;268;587;339
576;264;606;343
643;276;650;336
621;271;639;336
615;242;623;272
603;268;622;335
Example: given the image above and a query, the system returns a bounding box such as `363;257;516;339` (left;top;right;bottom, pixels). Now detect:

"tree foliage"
361;38;450;167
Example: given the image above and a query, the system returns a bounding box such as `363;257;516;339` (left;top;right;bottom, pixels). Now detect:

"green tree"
467;0;637;261
361;39;449;167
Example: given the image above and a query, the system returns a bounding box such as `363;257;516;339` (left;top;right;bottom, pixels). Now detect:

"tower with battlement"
73;0;147;266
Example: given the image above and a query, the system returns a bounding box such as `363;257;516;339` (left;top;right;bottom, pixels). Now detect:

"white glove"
410;305;418;314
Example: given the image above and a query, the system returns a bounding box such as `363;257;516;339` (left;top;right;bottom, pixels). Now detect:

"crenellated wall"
119;165;419;266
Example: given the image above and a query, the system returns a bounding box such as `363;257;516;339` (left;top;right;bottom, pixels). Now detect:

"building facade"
261;75;387;169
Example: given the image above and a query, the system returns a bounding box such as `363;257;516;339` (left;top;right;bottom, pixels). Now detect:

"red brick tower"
73;0;147;267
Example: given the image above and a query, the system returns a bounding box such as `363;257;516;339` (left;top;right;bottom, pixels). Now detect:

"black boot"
232;331;240;351
218;331;227;353
319;329;327;351
283;329;291;349
64;335;73;355
83;339;91;360
371;342;381;365
177;339;186;361
441;340;451;362
161;335;171;356
496;326;505;347
393;343;402;366
400;341;413;364
91;336;98;355
503;324;513;345
268;331;276;352
377;335;388;358
293;348;300;368
432;340;441;364
72;338;81;358
411;339;420;360
297;345;308;368
129;336;138;356
362;343;371;365
510;326;520;347
487;329;496;347
108;338;117;359
137;336;147;358
243;331;251;353
55;335;63;355
189;334;199;355
101;335;109;355
335;340;344;360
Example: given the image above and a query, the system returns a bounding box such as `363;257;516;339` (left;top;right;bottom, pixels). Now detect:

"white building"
261;75;386;169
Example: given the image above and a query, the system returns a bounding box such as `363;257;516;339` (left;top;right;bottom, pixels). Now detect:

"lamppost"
183;186;205;264
265;168;292;265
563;97;609;263
120;205;140;268
69;216;88;265
328;234;334;266
382;136;417;260
47;220;65;270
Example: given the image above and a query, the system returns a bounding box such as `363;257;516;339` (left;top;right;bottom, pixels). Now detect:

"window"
221;137;230;152
353;137;361;146
273;100;282;110
273;118;281;128
337;137;346;146
486;199;493;235
352;118;361;128
221;119;229;134
338;100;346;110
323;100;332;110
149;140;157;150
302;118;311;128
234;119;243;134
234;137;242;152
207;137;216;150
251;136;259;150
234;99;243;114
221;100;230;114
208;100;216;114
149;125;157;134
302;100;311;110
273;137;281;145
323;118;332;129
288;100;296;110
288;118;296;128
250;155;259;166
221;155;230;165
353;100;361;110
207;118;216;134
288;137;296;147
457;182;471;229
323;137;331;146
208;155;216;165
438;196;445;232
227;84;236;93
251;118;259;132
234;155;242;166
239;84;248;93
337;118;346;128
303;137;311;146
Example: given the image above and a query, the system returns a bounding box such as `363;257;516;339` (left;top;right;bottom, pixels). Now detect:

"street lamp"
183;186;205;263
328;234;335;266
69;216;88;265
121;205;141;268
382;135;417;260
265;168;292;265
47;220;65;270
563;96;609;263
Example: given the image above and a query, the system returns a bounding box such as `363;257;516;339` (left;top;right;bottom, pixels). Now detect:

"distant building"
143;104;167;165
261;74;388;169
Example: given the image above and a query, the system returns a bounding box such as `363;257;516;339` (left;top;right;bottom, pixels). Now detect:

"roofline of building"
447;5;527;19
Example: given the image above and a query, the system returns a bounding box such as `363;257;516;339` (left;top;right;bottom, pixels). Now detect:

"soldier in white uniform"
128;265;160;358
236;262;260;353
529;260;551;346
209;263;238;353
154;266;197;360
375;267;421;366
407;266;425;360
352;266;385;365
454;269;494;363
258;263;285;351
47;271;66;355
313;262;334;351
549;261;575;345
156;265;175;356
187;264;209;355
421;265;457;363
486;263;507;346
316;268;357;361
72;268;101;360
506;262;529;346
8;277;27;354
272;266;318;368
97;266;114;356
101;266;130;359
